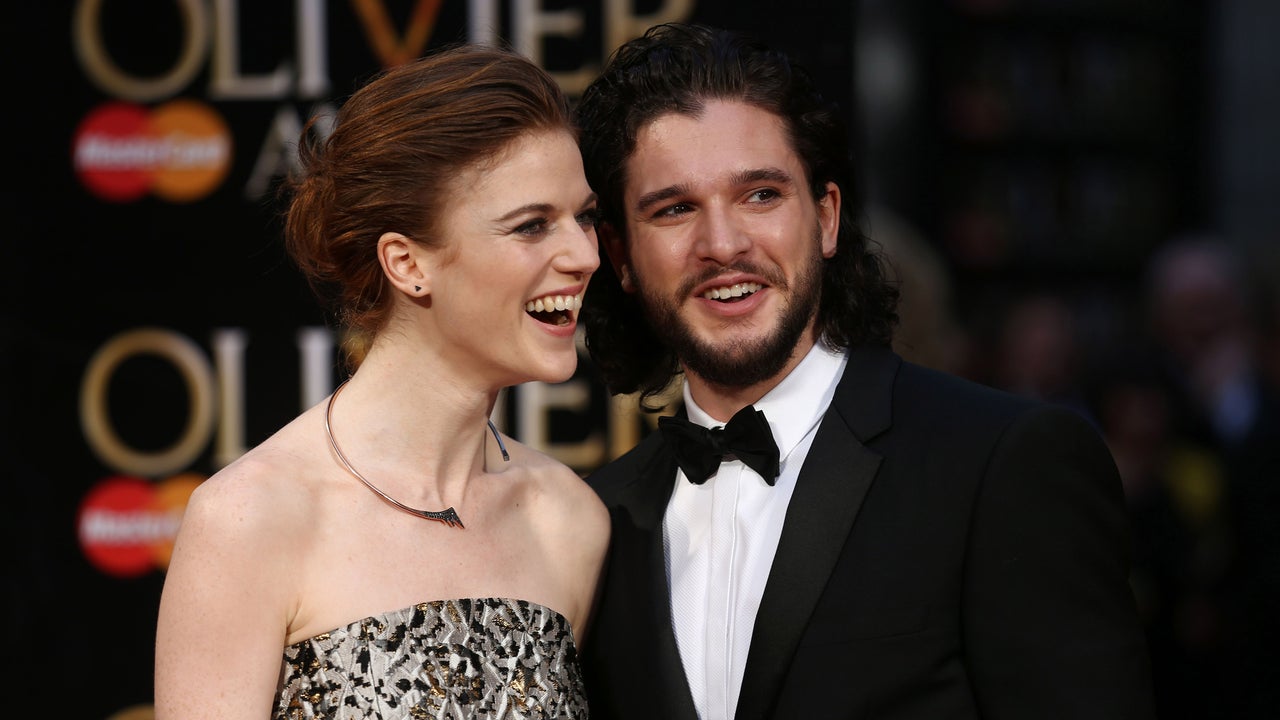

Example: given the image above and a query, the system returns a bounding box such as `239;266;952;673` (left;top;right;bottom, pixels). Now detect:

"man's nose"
692;205;751;265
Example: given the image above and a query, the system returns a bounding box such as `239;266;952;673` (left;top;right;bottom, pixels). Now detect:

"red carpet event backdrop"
6;1;1211;718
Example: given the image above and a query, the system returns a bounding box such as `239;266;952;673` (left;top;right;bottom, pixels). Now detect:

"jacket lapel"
734;346;900;720
610;433;700;719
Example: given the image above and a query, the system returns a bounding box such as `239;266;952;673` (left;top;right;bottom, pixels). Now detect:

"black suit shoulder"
835;346;1095;453
586;425;666;503
888;358;1102;448
895;359;1038;420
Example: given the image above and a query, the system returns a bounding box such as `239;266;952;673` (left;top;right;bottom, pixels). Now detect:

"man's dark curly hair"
576;23;898;404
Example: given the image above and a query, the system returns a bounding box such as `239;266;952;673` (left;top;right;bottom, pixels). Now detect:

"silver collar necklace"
324;380;509;529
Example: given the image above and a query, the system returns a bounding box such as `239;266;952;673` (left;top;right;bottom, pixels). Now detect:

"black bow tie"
658;405;781;485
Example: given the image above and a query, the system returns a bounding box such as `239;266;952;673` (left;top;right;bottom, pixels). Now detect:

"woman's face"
426;128;600;388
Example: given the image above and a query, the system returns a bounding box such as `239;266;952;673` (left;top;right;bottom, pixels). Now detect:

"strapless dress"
274;597;587;719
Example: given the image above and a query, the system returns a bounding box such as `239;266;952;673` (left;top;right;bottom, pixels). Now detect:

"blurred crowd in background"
846;2;1279;714
873;211;1279;718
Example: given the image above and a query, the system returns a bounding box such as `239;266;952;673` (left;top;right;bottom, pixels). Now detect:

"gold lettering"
80;328;217;477
349;0;444;68
73;0;209;102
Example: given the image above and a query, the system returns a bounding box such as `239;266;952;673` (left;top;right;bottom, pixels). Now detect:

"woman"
155;44;609;720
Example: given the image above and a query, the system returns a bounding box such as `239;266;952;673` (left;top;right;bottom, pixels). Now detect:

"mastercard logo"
72;99;232;203
106;705;155;720
77;473;204;578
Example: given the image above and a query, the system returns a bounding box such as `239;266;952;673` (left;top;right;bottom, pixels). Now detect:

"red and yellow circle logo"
77;473;204;578
107;704;155;720
72;99;232;203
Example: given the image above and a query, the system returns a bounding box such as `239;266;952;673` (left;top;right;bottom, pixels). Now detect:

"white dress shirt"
664;342;848;720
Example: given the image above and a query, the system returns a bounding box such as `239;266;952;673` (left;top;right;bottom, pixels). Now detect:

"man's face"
609;100;840;390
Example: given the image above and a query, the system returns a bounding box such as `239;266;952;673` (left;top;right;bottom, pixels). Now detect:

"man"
576;22;1154;720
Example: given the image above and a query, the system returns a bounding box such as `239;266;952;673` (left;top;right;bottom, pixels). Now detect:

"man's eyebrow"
733;167;794;187
634;184;690;214
633;168;796;215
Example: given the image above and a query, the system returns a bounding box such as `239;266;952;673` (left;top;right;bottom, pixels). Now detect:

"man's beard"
633;229;825;389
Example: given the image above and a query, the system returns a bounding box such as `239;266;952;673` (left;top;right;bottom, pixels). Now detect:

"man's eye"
748;189;779;203
654;202;692;218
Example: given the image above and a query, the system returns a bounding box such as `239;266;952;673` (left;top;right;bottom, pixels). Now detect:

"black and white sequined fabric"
275;598;587;719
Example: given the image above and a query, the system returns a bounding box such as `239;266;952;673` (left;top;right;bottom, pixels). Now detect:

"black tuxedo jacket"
582;346;1154;719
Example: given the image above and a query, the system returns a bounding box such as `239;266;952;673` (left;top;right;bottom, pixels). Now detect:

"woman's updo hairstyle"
283;44;572;368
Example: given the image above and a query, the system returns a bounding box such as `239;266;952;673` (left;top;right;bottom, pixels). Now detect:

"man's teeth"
703;282;762;300
524;294;584;313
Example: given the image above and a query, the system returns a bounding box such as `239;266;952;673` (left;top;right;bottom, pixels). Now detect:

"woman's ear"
378;232;430;297
600;223;635;293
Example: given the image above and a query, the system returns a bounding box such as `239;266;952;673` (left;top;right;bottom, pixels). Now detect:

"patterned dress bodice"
274;598;587;719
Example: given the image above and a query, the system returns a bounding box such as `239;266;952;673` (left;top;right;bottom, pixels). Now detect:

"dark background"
5;1;1278;717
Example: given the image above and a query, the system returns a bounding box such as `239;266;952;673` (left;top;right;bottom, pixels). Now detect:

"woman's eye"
515;219;548;236
576;208;601;228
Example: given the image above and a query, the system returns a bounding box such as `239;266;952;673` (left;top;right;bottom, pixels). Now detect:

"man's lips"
701;281;763;301
692;284;768;319
689;272;769;303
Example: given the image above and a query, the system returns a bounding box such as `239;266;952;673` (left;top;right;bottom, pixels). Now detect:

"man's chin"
685;319;776;347
642;278;818;388
678;334;798;388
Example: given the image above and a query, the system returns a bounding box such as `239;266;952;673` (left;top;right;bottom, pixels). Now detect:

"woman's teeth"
526;294;583;326
703;282;762;301
525;294;583;313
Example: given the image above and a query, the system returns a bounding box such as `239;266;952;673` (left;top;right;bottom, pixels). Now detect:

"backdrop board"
7;2;855;717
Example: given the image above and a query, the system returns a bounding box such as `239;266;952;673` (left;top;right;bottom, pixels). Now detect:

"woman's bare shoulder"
501;439;609;546
180;410;329;545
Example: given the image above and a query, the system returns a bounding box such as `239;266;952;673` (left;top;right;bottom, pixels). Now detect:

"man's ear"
377;232;430;297
599;222;636;293
817;181;841;259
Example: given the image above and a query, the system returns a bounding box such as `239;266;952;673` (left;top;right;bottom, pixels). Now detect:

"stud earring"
414;286;422;292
